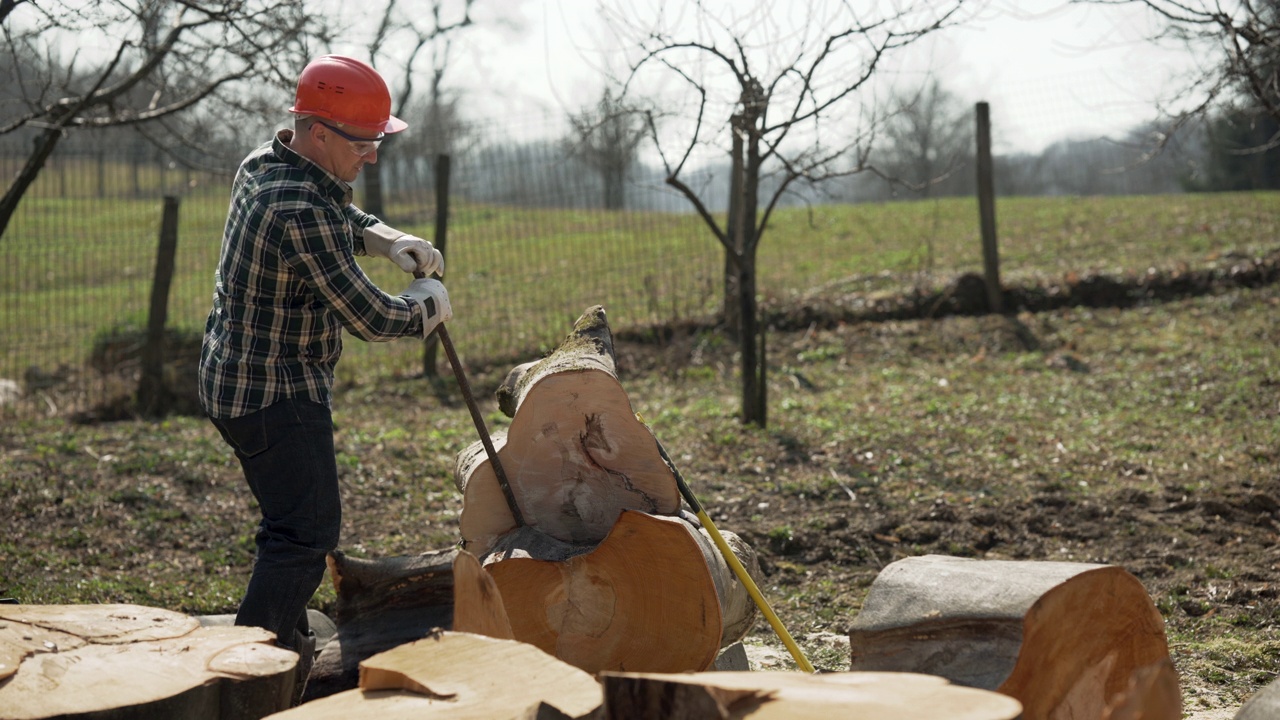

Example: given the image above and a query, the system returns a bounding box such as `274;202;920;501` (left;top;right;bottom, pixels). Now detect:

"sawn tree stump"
266;631;602;720
0;603;296;719
454;305;759;673
847;554;1177;720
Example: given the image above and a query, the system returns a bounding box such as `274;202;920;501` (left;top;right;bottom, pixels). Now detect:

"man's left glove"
364;222;444;276
401;278;453;339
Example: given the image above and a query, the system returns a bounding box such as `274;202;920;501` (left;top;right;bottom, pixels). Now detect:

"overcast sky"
422;0;1210;154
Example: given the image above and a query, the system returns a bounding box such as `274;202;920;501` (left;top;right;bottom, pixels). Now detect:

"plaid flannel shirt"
199;130;423;419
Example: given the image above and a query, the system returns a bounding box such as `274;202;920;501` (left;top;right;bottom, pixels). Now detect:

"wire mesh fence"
2;104;1277;419
0;113;728;418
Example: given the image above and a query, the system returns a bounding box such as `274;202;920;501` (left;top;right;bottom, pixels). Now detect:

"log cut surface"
598;670;1024;720
848;554;1172;720
485;509;724;674
267;631;602;720
456;306;681;555
0;603;295;719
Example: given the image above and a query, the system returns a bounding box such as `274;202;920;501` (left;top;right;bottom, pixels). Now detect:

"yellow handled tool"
643;419;816;673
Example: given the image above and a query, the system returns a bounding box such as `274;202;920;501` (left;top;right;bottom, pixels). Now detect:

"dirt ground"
4;265;1277;718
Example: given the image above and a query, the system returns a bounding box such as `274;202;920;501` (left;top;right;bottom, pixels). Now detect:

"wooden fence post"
138;196;180;415
975;102;1004;314
422;154;451;378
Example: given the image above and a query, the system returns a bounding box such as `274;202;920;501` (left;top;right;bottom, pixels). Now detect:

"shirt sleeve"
345;204;383;257
279;207;421;342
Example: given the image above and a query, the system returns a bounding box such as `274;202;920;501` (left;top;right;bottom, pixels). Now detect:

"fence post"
975;102;1004;314
422;154;451;378
138;196;180;415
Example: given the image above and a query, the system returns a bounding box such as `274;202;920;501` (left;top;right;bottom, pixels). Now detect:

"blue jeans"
210;398;340;648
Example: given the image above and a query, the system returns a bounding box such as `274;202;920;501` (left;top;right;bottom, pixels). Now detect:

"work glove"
364;222;444;276
401;277;453;338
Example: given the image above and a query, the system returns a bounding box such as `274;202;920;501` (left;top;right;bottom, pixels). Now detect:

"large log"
455;305;682;555
265;631;602;720
454;306;759;672
0;603;296;719
847;554;1176;720
482;510;734;673
596;670;1023;720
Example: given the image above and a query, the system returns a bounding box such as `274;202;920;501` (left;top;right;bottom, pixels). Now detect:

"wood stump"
0;603;296;719
453;306;760;673
597;670;1023;719
847;554;1176;720
266;631;602;720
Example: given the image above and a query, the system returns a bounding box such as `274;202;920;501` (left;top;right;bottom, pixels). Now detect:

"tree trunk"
456;305;760;672
267;631;602;720
597;669;1023;720
847;554;1176;720
0;603;297;719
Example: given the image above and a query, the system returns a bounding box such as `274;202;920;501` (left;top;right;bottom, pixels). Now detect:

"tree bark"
847;555;1175;720
0;604;296;719
302;549;457;703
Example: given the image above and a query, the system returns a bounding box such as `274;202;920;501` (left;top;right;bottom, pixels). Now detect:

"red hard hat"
289;55;407;134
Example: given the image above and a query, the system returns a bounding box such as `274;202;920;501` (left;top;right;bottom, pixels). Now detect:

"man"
199;55;448;657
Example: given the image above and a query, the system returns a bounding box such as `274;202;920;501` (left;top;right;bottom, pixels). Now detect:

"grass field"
2;191;1278;387
1;191;1278;715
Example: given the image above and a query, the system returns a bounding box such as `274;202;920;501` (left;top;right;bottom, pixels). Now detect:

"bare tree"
566;88;648;209
0;0;322;238
360;0;483;219
606;0;968;426
877;79;973;198
1075;0;1280;151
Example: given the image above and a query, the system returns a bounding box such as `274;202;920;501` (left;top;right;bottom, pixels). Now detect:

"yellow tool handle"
694;506;816;673
638;414;815;673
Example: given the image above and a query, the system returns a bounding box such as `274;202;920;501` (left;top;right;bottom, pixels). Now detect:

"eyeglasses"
316;120;383;157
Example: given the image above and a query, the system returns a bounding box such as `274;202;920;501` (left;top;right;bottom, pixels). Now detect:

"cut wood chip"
848;555;1173;720
598;670;1024;720
267;631;602;720
0;604;295;720
451;549;515;640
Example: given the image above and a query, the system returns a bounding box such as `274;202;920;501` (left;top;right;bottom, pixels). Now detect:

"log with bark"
1235;674;1280;720
847;554;1177;720
453;305;760;673
301;548;457;702
0;603;297;719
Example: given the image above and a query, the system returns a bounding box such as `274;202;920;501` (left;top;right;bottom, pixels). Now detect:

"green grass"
3;191;1277;384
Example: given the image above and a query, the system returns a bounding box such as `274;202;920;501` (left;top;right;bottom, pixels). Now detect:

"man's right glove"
401;277;453;338
364;222;444;276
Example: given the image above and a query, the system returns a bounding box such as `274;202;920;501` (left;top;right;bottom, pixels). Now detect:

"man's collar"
273;129;353;206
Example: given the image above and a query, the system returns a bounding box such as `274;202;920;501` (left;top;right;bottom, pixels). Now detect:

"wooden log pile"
270;630;1025;720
